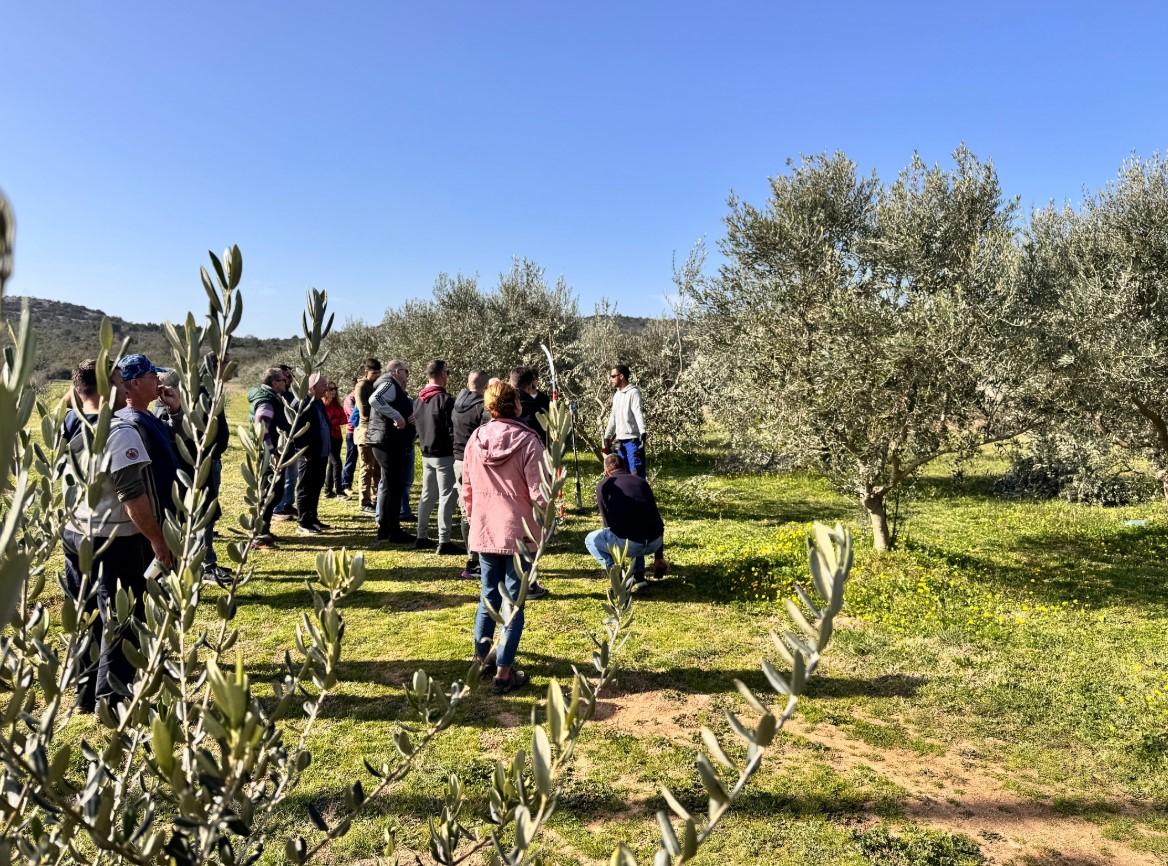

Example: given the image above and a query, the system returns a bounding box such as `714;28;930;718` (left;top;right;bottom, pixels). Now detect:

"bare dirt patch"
787;717;1164;866
592;685;710;742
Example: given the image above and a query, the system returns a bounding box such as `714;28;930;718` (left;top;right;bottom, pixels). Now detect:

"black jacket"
518;390;550;443
452;389;488;461
413;387;455;458
597;473;665;543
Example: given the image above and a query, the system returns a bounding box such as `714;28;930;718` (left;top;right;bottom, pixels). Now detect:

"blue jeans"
616;439;646;478
277;460;299;511
585;528;663;577
341;431;357;490
473;553;525;667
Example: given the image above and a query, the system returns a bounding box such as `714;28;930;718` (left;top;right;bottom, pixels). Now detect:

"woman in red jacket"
323;381;349;498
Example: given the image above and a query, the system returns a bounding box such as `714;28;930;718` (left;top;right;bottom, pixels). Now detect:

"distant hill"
0;296;299;382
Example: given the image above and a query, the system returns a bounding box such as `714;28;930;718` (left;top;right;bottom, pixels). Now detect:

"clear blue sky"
3;2;1166;337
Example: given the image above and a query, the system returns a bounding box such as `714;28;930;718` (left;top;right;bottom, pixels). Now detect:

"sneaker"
460;569;480;581
202;564;234;588
492;669;529;695
361;504;376;514
324;492;337;499
272;511;295;522
631;576;650;592
653;559;671;578
436;541;466;556
413;537;433;550
311;520;330;531
526;581;550;600
400;512;417;522
377;530;414;545
297;525;321;536
250;535;278;551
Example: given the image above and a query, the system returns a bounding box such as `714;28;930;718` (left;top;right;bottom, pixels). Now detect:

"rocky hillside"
0;296;298;381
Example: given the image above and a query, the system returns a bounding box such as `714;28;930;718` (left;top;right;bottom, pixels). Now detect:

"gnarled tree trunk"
862;491;893;551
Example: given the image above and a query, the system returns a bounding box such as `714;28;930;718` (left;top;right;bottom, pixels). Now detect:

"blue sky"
3;2;1166;337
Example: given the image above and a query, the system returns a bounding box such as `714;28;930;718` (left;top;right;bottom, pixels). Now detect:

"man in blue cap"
114;353;184;523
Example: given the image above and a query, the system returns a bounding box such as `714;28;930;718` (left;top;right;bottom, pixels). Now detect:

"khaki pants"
358;443;382;507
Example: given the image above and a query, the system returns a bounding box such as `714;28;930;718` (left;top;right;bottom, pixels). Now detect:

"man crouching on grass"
585;453;669;591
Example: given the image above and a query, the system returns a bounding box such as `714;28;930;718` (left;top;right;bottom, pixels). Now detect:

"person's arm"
357;381;373;424
463;443;476;519
596;480;609;527
604;396;617;450
524;438;546;509
112;464;171;566
630;387;647;440
370;381;406;429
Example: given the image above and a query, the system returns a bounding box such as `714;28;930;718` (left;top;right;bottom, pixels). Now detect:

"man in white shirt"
603;364;647;478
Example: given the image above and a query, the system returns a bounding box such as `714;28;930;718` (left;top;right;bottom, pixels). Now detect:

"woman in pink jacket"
463;380;546;694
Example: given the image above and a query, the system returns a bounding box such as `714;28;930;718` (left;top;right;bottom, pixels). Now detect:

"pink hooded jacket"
463;418;546;555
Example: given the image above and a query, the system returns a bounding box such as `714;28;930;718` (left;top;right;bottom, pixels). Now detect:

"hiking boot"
436;541;466;556
251;535;278;551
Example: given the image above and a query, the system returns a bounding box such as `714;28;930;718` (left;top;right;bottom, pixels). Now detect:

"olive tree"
688;148;1038;549
1025;154;1168;500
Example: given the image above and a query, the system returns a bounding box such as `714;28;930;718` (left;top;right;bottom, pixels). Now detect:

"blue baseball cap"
116;353;169;382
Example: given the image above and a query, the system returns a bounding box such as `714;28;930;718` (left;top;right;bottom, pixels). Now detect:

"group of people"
63;349;668;705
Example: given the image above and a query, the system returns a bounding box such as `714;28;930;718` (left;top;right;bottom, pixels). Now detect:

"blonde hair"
484;380;520;419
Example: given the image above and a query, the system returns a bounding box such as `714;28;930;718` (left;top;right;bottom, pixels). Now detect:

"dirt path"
593;687;1165;865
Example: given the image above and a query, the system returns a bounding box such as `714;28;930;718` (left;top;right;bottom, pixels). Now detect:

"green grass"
60;393;1168;863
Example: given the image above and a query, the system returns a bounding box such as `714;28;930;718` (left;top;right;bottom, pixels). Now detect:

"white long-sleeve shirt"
605;384;646;440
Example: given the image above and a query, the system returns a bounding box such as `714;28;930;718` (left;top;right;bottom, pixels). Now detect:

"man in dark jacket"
510;366;550;444
367;359;415;544
412;359;463;555
249;366;291;547
452;369;489;576
294;372;332;535
585;454;668;590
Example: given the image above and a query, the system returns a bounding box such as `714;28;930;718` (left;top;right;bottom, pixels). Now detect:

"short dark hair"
363;358;382;373
426;359;447;380
613;364;630;380
278;364;294;376
262;366;284;386
72;359;99;400
510;366;537;390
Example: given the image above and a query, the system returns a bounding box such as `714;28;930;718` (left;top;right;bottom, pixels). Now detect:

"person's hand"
407;413;416;424
394;417;406;430
150;538;173;568
603;437;613;454
158;385;181;412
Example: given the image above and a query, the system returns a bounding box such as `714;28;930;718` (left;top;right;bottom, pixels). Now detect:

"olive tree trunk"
862;491;893;551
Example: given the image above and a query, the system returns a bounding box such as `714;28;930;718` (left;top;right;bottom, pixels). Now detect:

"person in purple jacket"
585;453;669;590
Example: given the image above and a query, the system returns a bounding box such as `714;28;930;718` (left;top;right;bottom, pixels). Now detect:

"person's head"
116;353;167;408
426;359;448;387
510;366;538;396
308;371;328;399
159;369;181;391
467;369;488;393
363;358;382;381
323;379;340;402
610;364;630;389
388;359;409;388
484;380;522;420
262;366;287;394
72;359;124;409
603;453;626;476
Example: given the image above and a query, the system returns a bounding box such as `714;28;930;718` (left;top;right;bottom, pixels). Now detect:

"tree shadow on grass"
240;587;477;612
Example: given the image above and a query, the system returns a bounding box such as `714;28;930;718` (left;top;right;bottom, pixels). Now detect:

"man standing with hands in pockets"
603;364;647;478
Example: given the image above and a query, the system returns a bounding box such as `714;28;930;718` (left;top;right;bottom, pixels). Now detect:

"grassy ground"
69;392;1168;864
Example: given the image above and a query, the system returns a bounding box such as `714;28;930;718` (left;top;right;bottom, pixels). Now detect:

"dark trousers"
63;529;152;710
296;454;327;528
202;458;222;565
258;456;286;537
371;441;408;539
324;437;344;495
341;431;357;490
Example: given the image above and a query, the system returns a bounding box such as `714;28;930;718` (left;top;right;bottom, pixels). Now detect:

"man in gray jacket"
367;359;415;544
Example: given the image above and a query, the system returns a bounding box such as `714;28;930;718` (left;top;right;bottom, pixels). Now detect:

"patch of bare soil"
786;718;1164;866
592;686;710;742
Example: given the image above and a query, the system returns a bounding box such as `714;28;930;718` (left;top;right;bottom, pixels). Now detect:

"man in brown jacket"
356;357;382;513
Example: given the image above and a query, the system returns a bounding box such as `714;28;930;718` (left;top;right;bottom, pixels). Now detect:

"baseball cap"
117;353;169;382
